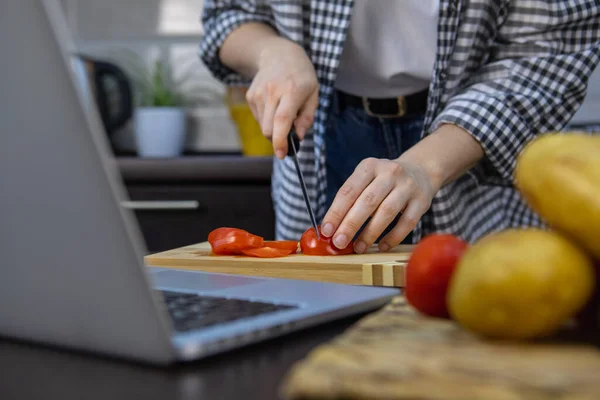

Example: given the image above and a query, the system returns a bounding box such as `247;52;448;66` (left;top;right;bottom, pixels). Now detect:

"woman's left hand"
321;124;485;253
320;157;438;253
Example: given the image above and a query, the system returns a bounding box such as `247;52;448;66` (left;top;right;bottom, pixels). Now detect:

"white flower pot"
134;107;186;157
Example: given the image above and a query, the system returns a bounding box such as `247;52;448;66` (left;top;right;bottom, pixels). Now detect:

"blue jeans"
324;91;425;244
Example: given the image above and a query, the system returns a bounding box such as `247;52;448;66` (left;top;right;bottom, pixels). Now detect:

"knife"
287;131;321;239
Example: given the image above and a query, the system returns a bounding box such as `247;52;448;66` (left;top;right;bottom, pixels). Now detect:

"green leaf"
90;47;215;108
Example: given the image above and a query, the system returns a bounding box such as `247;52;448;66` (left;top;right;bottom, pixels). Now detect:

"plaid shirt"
199;0;600;243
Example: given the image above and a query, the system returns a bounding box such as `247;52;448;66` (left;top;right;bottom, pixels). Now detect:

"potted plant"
98;49;226;156
131;58;190;157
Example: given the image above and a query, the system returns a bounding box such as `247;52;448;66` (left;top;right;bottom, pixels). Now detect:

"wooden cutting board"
281;297;600;400
144;242;414;287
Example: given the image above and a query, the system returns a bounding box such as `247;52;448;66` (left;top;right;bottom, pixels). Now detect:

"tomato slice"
210;233;264;255
241;247;294;258
208;228;298;257
300;226;355;256
263;240;299;252
208;227;249;242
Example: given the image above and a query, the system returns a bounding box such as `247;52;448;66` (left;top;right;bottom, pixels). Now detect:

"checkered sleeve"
199;0;275;85
431;2;600;184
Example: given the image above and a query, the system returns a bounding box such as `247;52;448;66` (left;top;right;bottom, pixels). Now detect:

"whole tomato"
405;234;468;318
300;226;355;256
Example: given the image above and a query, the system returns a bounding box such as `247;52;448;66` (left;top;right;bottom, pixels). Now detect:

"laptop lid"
0;1;175;364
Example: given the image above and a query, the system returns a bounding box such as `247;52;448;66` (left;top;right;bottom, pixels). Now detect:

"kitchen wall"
58;0;600;154
59;0;241;153
571;67;600;127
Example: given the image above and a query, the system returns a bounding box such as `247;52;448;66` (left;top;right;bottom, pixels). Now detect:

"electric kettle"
71;55;133;136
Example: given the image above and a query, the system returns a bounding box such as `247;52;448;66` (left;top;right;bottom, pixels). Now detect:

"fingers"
378;199;429;251
248;81;279;143
272;89;310;159
353;188;410;253
333;176;396;252
261;93;279;141
247;78;318;159
323;158;434;253
293;90;318;139
246;86;263;133
270;97;296;159
321;158;379;240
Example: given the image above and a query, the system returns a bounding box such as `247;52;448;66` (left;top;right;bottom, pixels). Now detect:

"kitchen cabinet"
118;156;275;253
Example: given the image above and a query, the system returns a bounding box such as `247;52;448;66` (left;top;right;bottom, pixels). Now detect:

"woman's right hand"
246;38;319;159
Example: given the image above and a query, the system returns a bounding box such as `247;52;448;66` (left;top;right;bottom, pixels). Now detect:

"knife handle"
287;131;301;157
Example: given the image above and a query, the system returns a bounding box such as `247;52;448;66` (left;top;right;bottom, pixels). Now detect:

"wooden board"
144;242;414;287
281;297;600;400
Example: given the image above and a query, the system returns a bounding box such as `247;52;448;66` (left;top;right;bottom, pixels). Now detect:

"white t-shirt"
335;0;439;98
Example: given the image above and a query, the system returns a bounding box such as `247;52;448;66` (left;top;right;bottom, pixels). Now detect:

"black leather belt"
336;89;428;118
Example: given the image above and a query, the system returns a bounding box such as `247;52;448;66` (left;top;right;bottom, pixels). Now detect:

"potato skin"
448;229;595;339
515;133;600;259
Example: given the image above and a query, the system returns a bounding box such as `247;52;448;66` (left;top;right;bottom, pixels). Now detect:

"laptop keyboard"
159;290;298;332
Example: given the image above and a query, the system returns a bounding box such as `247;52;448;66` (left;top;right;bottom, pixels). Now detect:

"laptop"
0;1;399;365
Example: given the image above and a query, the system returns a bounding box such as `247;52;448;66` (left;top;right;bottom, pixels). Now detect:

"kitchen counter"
117;155;274;183
0;312;369;400
116;155;276;252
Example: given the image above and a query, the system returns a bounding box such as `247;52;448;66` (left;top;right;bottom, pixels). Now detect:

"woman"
199;1;600;253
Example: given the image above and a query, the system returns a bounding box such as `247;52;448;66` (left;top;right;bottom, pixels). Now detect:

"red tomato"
209;232;264;255
405;234;468;318
241;247;294;258
208;227;248;242
300;226;355;256
263;241;299;252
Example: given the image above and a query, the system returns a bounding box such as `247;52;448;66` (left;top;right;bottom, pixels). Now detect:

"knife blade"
287;131;321;239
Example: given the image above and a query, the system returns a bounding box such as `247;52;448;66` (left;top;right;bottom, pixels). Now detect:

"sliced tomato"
210;233;264;255
208;227;248;242
208;227;265;255
241;247;294;258
263;240;299;252
300;226;355;256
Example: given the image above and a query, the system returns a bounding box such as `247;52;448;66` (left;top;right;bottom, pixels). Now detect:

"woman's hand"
246;38;319;159
321;158;438;253
320;124;486;253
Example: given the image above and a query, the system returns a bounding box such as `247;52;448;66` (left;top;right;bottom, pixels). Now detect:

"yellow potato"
515;132;600;259
448;229;595;339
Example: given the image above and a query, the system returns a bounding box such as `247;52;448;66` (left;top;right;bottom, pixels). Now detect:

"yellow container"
226;88;274;157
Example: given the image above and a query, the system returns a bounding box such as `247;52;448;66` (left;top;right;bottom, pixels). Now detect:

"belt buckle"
362;96;407;119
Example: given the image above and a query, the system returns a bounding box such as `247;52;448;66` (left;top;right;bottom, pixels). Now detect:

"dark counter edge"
116;155;274;183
